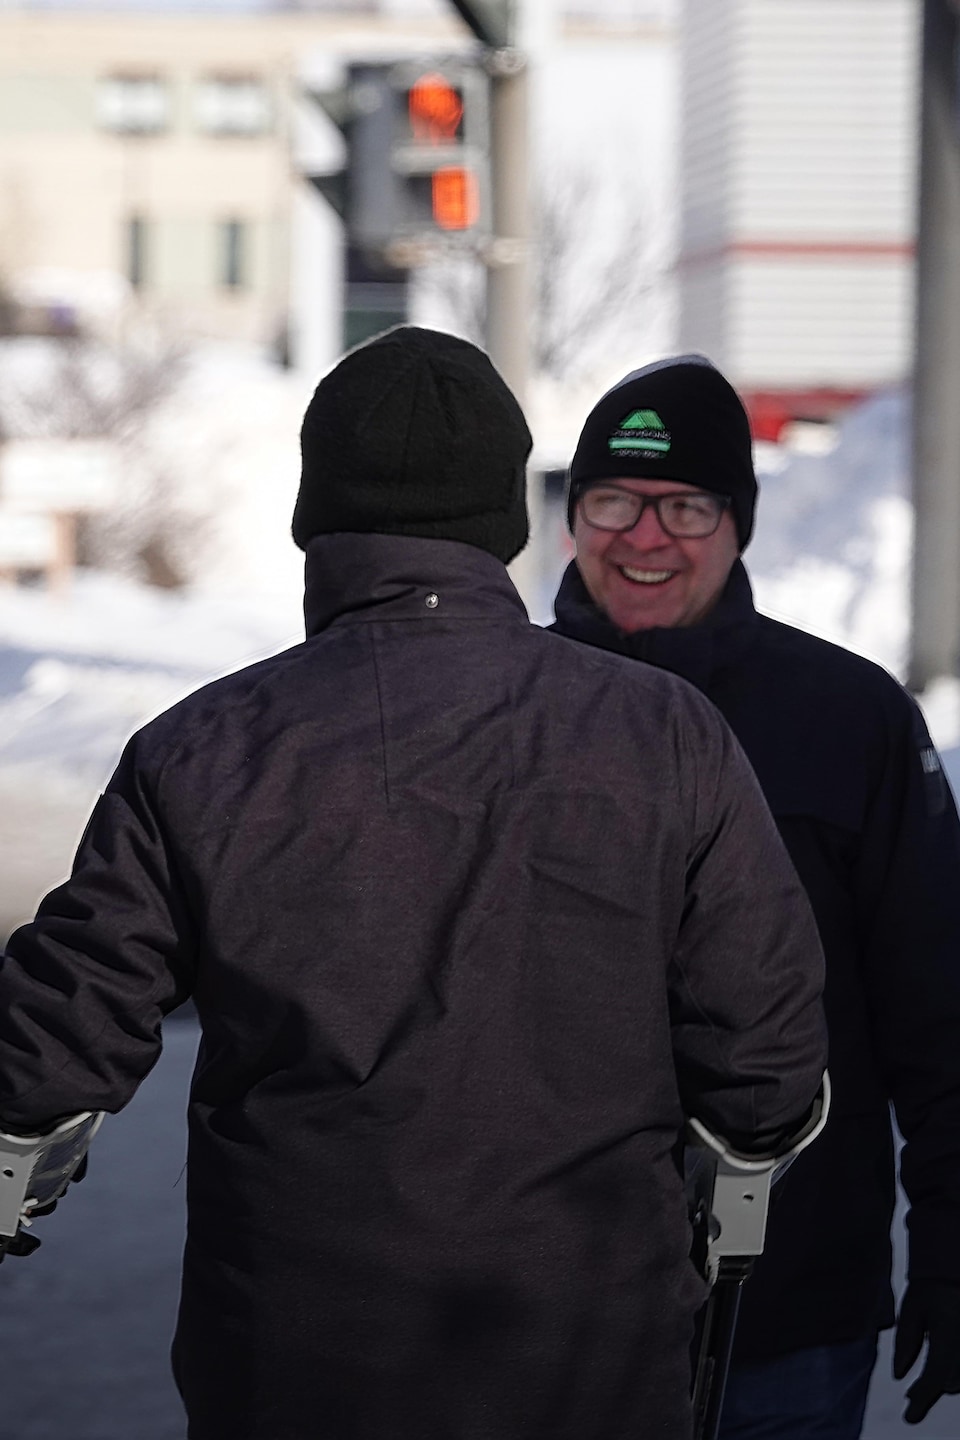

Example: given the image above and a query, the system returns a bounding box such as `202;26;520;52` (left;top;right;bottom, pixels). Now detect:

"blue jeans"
718;1336;879;1440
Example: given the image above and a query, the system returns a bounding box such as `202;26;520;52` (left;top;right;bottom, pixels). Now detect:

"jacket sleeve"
668;704;828;1152
855;692;960;1284
0;732;196;1133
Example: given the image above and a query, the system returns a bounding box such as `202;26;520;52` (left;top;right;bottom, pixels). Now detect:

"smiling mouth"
618;565;676;585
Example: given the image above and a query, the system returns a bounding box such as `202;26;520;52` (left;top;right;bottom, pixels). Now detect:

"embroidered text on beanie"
567;354;758;549
293;326;531;564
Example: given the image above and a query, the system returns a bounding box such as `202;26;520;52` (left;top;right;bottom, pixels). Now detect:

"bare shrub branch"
418;158;667;382
0;334;203;589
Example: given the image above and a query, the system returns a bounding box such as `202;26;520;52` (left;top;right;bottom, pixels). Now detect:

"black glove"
893;1280;960;1423
0;1228;42;1263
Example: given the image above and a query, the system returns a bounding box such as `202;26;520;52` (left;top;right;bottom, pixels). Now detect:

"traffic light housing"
310;59;491;261
446;0;513;49
399;70;481;232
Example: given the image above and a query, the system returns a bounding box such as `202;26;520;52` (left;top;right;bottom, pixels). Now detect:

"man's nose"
624;501;671;545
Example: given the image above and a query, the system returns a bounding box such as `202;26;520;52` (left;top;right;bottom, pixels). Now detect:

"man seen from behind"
0;330;827;1440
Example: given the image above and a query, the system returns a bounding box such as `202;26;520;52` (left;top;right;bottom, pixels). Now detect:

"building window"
220;220;247;289
195;77;271;136
97;75;169;135
127;215;147;289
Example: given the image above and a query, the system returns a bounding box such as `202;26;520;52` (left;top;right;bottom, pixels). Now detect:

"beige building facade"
0;4;462;347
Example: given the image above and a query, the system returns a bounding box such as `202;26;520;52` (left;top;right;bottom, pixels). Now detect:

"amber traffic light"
431;166;479;230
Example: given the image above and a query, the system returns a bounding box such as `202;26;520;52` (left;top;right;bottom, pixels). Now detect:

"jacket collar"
551;557;759;689
303;533;528;638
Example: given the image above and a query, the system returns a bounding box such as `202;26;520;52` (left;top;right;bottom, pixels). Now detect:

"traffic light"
308;59;491;262
400;70;481;232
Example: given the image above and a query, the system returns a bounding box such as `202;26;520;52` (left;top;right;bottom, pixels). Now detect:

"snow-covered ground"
747;387;960;758
751;389;912;675
1;344;958;938
0;573;302;934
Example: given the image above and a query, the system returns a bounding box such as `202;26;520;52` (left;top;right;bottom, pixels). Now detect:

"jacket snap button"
425;593;439;609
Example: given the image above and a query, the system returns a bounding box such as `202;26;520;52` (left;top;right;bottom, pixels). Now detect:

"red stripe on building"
679;239;915;269
743;387;872;443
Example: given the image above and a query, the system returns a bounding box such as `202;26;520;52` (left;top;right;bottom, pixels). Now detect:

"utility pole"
909;0;960;690
444;2;540;611
484;48;530;406
447;1;531;407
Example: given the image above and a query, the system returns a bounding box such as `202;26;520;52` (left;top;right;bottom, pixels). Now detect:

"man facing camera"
552;354;960;1437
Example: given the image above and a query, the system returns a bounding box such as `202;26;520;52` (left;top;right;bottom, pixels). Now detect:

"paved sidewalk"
0;1021;196;1440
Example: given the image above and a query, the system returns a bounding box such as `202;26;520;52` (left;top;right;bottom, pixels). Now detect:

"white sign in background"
0;509;57;569
0;440;120;513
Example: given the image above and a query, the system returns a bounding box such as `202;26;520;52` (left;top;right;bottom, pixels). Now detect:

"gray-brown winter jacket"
0;534;826;1440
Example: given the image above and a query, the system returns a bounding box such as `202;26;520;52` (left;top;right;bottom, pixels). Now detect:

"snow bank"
0;569;300;936
749;387;912;678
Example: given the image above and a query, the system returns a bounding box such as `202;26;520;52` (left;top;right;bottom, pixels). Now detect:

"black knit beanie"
293;325;531;563
567;354;758;549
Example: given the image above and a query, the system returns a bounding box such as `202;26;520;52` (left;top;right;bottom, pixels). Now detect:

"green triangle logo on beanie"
621;409;665;430
608;408;671;454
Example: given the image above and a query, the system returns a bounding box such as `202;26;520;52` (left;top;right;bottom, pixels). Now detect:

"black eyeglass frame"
576;484;733;539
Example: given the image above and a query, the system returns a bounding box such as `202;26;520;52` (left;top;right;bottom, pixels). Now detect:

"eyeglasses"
578;485;732;539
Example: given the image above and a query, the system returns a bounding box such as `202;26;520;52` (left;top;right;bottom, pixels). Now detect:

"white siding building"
678;0;919;436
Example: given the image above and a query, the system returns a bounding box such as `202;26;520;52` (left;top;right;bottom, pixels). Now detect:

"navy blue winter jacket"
553;556;960;1359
